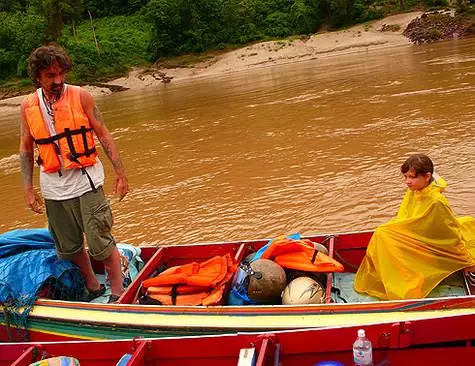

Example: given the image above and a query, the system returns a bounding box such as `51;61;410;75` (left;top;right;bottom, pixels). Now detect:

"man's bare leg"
103;246;124;297
72;247;101;291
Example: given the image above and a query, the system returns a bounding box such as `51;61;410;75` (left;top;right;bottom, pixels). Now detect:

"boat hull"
2;299;475;341
2;312;475;366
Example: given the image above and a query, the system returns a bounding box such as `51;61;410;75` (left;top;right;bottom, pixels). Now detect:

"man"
19;44;129;303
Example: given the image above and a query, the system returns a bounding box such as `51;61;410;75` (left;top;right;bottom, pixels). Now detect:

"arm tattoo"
98;135;125;173
20;151;34;186
92;104;125;174
111;157;125;172
93;106;105;125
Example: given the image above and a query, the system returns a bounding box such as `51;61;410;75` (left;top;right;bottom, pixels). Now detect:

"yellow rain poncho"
354;176;475;300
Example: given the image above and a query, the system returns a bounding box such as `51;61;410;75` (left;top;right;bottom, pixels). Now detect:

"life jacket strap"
33;126;96;174
33;126;94;146
63;127;96;163
80;167;98;193
171;285;179;305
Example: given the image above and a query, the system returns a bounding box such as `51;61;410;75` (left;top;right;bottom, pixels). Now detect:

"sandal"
85;284;106;302
108;294;120;304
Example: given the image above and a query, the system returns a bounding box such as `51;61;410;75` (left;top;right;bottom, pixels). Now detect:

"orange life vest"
261;237;344;272
142;254;237;306
23;86;97;173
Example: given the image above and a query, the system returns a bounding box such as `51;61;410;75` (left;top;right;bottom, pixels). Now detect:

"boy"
354;154;475;300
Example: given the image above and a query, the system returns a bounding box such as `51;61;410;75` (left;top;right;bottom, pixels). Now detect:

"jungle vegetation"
0;0;469;88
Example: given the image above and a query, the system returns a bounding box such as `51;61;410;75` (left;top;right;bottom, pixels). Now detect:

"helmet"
247;259;287;304
286;270;327;287
282;276;324;305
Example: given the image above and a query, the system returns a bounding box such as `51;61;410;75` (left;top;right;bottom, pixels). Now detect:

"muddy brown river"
1;38;474;245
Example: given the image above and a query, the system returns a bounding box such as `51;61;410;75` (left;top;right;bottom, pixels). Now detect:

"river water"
1;38;474;245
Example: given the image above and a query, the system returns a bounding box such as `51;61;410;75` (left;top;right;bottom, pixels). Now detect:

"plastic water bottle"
353;329;373;366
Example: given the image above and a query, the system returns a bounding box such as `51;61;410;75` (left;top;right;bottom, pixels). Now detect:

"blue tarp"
0;228;84;303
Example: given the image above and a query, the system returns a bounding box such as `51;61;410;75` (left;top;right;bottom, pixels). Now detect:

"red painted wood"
255;337;272;366
9;346;43;366
120;247;164;304
3;315;475;366
325;236;335;304
163;242;247;267
127;340;151;365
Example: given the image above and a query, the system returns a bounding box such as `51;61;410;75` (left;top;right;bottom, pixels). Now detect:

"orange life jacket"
261;237;344;272
23;86;97;173
142;254;237;306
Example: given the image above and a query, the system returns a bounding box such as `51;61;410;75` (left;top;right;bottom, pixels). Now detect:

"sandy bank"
0;11;422;113
106;12;422;89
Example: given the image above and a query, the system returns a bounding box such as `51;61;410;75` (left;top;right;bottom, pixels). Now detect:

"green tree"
290;0;322;34
0;0;26;12
0;11;45;78
144;0;226;58
29;0;84;41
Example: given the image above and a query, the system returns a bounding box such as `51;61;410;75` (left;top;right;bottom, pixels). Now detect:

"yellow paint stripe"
30;327;99;340
28;306;475;329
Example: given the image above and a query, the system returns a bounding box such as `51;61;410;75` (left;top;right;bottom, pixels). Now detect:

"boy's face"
403;168;432;191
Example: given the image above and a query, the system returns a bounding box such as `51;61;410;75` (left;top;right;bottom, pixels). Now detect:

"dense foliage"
0;0;453;84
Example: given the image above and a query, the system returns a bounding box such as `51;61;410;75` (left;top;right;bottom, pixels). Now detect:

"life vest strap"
171;285;179;305
63;127;96;162
34;126;97;167
33;126;94;145
80;167;98;193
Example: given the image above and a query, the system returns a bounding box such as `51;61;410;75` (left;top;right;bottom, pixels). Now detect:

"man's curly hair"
28;44;72;85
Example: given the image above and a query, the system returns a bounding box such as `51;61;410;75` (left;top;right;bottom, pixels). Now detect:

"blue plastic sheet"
0;228;84;303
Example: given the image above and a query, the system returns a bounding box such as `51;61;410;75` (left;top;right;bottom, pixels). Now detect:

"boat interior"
84;231;475;306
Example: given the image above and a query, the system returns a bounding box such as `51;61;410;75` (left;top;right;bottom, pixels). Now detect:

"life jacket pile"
141;253;237;306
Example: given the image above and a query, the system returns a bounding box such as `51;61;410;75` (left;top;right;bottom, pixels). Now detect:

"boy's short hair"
28;44;72;85
401;154;434;176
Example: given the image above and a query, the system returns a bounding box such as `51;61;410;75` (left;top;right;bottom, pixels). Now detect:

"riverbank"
0;11;427;113
104;12;424;91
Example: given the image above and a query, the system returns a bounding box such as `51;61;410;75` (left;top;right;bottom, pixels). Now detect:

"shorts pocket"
91;202;113;233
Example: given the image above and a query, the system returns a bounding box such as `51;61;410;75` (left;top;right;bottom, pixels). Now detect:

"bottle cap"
358;329;365;337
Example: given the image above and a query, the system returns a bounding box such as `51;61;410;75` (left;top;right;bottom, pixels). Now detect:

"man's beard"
50;83;64;98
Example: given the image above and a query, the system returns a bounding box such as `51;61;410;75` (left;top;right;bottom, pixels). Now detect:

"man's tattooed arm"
93;105;104;125
19;109;35;188
92;105;126;175
20;151;34;187
82;88;128;199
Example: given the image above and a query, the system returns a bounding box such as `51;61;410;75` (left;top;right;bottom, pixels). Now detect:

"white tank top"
38;85;105;200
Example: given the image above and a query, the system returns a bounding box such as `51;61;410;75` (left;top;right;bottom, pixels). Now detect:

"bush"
0;11;45;78
263;11;293;37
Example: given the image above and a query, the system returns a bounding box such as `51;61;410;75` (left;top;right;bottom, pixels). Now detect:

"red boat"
1;230;475;342
2;312;475;366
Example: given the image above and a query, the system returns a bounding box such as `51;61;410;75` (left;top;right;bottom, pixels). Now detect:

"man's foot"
85;284;106;302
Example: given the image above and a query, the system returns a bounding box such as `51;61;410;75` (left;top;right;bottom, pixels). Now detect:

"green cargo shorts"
45;186;116;261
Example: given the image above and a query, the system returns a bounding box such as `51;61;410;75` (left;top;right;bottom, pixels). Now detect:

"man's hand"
113;174;129;201
24;187;44;214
